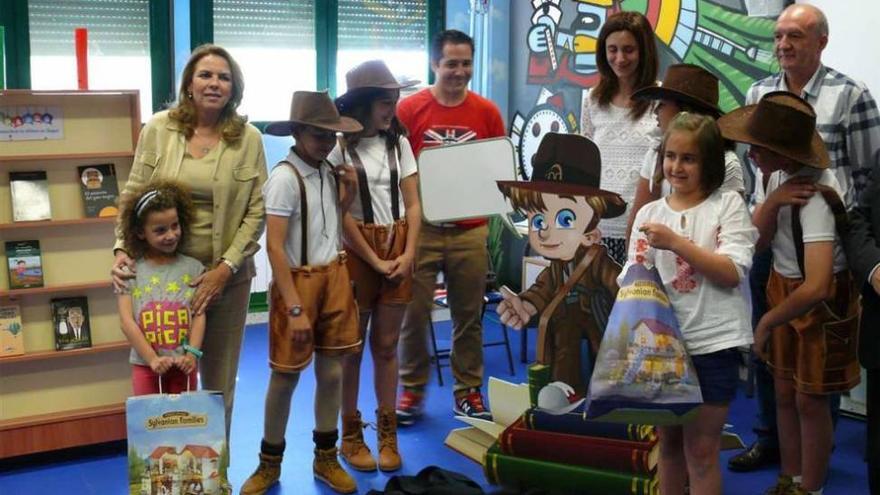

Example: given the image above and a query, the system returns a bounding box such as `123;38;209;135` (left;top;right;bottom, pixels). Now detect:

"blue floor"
0;318;870;494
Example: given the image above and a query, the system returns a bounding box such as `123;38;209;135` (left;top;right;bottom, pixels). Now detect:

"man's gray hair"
781;4;829;37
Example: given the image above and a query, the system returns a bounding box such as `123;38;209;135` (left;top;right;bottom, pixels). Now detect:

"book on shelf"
9;171;51;221
498;417;658;475
0;305;24;357
484;442;659;495
51;297;92;351
5;240;44;289
77;164;119;218
445;426;496;464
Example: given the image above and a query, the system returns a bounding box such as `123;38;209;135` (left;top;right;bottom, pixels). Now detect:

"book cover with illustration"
5;240;44;289
9;171;51;221
126;392;229;495
77;164;119;217
0;305;24;357
51;296;91;351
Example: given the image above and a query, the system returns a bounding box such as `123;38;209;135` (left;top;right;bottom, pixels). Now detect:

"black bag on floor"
366;466;484;495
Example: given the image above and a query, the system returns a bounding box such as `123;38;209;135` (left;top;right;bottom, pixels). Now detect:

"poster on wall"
0;106;64;141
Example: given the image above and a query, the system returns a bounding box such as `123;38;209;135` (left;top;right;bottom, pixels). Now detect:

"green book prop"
484;442;658;495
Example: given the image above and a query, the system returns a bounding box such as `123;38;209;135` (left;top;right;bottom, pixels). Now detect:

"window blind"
338;0;427;51
28;0;150;56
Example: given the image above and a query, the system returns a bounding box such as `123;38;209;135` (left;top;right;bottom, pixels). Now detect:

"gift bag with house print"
126;391;228;495
584;262;702;425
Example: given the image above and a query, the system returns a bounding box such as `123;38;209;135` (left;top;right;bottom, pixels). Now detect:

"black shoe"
727;441;780;472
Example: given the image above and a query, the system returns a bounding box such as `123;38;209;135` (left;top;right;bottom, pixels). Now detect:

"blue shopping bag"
585;263;703;425
126;390;228;495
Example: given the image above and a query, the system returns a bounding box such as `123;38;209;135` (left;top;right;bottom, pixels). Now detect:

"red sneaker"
454;388;492;421
395;386;425;426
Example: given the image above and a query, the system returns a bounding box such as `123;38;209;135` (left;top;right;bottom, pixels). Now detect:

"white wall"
800;1;880;93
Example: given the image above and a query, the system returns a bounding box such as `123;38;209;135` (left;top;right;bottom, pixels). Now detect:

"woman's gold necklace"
193;128;218;155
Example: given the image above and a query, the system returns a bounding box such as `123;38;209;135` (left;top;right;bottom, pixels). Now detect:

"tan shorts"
345;220;412;311
269;255;361;373
766;269;861;394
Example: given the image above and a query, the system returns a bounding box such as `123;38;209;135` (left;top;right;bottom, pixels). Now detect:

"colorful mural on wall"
509;0;783;179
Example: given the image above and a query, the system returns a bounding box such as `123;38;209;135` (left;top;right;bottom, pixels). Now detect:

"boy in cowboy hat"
240;91;363;495
719;91;860;495
496;132;626;394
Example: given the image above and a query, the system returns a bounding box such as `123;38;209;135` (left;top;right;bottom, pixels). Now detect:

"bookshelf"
0;89;140;458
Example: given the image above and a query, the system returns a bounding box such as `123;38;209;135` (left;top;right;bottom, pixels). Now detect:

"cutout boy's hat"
335;60;420;110
717;91;829;169
497;133;626;218
265;90;363;136
631;64;722;117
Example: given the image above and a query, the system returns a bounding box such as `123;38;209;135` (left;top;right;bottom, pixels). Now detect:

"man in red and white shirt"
396;29;505;425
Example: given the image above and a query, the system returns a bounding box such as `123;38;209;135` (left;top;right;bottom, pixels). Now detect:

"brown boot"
376;406;402;471
239;452;282;495
313;447;357;494
339;410;377;471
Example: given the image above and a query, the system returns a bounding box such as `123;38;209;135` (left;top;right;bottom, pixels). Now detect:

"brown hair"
592;11;658;120
659;112;726;195
501;186;620;233
118;179;196;259
168;44;247;144
337;88;408;157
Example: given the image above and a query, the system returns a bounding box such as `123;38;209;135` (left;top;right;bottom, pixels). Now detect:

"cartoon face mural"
510;0;782;179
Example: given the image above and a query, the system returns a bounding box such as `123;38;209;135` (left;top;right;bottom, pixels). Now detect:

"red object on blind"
75;28;88;90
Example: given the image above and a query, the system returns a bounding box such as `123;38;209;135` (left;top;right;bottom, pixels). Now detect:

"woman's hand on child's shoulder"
149;356;174;375
639;223;682;252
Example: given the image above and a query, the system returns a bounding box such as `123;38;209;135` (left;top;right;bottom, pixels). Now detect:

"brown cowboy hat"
265;90;363;136
632;64;722;116
497;133;626;218
717;91;829;169
335;60;420;109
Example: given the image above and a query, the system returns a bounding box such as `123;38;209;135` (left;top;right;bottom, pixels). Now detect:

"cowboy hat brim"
631;85;722;117
497;180;627;219
265;115;363;136
335;80;421;108
717;105;829;169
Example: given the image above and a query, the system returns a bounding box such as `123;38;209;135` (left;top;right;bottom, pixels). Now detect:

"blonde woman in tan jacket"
111;44;267;441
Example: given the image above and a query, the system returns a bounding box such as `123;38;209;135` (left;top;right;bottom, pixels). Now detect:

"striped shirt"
746;64;880;207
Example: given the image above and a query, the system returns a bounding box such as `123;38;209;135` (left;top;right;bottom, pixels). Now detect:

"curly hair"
336;88;408;158
118;179;196;259
167;44;247;144
592;11;658;121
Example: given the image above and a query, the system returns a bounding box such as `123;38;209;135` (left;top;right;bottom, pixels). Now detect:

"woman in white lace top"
581;11;659;264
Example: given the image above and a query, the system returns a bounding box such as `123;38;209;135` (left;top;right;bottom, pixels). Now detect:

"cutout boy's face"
528;192;598;261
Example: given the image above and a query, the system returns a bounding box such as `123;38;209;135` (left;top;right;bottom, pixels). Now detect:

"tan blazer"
114;111;268;276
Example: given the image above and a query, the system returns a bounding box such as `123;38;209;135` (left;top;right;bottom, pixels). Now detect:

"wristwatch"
288;304;303;317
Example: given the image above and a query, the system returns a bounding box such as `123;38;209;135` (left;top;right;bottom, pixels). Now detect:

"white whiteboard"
418;137;518;223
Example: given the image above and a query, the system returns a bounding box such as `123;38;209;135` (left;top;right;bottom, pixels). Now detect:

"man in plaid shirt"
728;2;880;488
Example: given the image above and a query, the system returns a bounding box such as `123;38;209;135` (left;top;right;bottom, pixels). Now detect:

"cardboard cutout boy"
497;133;626;393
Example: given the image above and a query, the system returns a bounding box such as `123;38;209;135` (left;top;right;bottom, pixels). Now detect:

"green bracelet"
183;344;202;358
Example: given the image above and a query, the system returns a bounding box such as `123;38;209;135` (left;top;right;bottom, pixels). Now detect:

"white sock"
806;488;823;495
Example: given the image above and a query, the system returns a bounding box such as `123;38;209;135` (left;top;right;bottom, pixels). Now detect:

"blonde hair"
168;44;247;144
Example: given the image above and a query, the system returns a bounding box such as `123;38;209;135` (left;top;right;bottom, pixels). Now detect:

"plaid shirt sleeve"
847;86;880;206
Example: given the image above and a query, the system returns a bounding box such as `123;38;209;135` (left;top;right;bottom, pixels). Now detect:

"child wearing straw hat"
328;60;421;473
719;91;861;495
240;91;363;495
